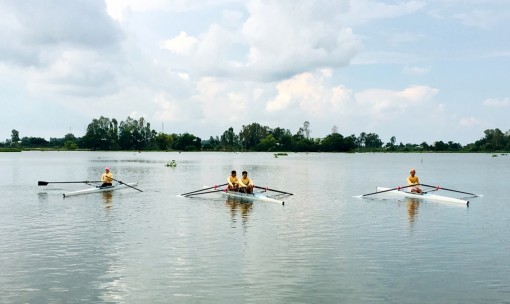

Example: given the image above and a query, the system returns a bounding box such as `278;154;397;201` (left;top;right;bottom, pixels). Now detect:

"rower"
407;169;422;193
239;171;254;194
227;170;240;192
101;167;113;187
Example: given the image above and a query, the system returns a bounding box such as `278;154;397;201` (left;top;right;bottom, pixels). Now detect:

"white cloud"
106;0;231;20
483;98;510;107
402;65;431;75
459;116;482;127
161;32;198;55
177;73;190;80
154;94;182;121
266;69;352;116
158;0;361;81
452;9;508;29
355;85;439;118
241;1;360;80
345;0;426;25
27;49;119;97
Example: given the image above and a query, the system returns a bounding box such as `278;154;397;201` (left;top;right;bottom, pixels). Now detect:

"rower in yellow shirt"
101;167;113;187
407;169;422;193
227;170;240;191
239;171;254;194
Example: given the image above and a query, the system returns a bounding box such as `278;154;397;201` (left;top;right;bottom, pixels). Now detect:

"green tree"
239;123;270;150
321;133;356;152
81;116;118;150
432;141;448;151
155;133;174;150
364;133;383;149
119;117;141;150
21;137;48;147
11;129;20;145
203;136;220;150
255;134;278;151
173;133;201;151
270;127;293;151
220;127;239;150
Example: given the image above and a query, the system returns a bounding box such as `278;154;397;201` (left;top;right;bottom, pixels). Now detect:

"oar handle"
111;178;143;192
420;184;477;196
254;185;293;195
362;184;415;197
181;183;228;196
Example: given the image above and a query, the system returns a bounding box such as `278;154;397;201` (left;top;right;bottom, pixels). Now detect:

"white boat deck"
376;187;469;205
63;182;138;198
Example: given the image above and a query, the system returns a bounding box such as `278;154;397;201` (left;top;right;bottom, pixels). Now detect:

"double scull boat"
63;182;138;198
221;190;285;205
375;186;470;205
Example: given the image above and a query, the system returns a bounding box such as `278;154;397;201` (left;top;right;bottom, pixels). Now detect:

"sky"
0;0;509;145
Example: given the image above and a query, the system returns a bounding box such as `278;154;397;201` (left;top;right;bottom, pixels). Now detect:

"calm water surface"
0;151;509;303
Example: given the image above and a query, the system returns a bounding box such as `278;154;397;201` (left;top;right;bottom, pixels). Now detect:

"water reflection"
37;192;49;204
225;198;253;227
406;197;420;227
102;192;113;207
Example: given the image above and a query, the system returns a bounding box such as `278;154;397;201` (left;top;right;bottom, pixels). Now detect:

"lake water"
1;151;509;303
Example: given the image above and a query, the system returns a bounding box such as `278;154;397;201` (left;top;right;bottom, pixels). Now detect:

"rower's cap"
410;168;415;173
105;166;110;170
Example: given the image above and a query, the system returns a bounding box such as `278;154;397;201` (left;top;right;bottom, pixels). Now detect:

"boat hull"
376;187;469;205
63;182;138;198
221;191;284;205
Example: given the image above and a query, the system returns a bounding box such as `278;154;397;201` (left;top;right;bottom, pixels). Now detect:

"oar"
254;185;293;196
181;183;227;196
184;189;224;197
420;184;478;196
111;178;143;192
38;180;102;186
361;184;416;197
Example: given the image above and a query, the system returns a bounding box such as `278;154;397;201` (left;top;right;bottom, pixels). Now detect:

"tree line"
2;116;510;152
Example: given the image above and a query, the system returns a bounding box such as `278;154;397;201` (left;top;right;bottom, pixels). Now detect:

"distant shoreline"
3;148;509;154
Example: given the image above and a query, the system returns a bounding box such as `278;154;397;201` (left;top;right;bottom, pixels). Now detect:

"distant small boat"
166;160;177;167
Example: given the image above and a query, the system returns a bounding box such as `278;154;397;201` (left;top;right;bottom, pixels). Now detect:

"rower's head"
231;170;236;176
105;167;110;172
242;171;248;177
410;169;416;175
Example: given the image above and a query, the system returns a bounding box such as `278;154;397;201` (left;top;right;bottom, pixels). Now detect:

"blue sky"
0;0;509;145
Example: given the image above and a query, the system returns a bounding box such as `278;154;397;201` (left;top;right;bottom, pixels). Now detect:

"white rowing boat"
63;182;138;198
220;190;285;205
376;187;469;205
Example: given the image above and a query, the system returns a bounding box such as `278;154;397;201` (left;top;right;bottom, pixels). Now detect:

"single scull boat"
376;186;469;205
63;182;138;198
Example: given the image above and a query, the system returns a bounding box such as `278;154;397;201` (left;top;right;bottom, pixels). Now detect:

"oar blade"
38;181;49;186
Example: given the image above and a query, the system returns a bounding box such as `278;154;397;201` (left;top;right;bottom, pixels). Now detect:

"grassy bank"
0;148;22;152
